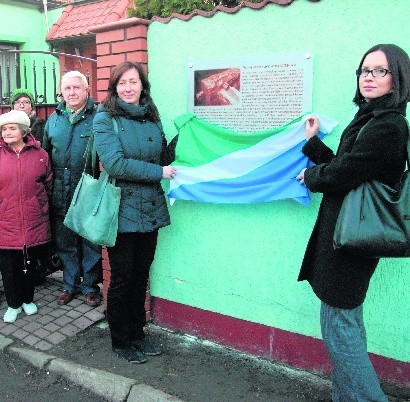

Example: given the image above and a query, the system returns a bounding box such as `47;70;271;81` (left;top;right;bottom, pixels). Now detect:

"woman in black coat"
297;44;410;401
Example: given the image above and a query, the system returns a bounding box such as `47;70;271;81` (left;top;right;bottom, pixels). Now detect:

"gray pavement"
0;272;105;351
0;273;408;402
0;272;180;401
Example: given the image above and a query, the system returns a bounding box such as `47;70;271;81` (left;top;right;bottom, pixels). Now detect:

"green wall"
148;0;409;363
0;1;62;102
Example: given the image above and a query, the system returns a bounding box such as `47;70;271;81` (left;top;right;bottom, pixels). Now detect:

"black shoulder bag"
333;119;410;258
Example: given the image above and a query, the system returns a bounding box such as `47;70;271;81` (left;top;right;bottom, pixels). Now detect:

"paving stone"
22;314;40;323
42;294;58;302
33;328;51;339
53;316;73;326
66;310;82;319
59;323;81;337
11;319;27;328
49;308;68;318
0;324;19;336
68;299;84;308
72;316;93;330
47;332;67;345
13;329;30;340
23;334;42;346
84;309;105;322
35;340;53;351
75;304;93;313
38;306;53;315
44;322;61;332
58;304;74;311
36;315;55;325
22;322;43;332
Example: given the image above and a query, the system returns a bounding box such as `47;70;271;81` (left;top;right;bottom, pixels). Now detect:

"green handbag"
63;169;121;247
64;120;121;247
333;120;410;258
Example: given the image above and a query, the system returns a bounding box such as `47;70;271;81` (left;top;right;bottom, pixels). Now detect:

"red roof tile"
46;0;133;41
152;0;310;24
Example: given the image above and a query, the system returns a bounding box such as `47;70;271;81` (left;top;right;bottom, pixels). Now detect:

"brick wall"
91;18;150;102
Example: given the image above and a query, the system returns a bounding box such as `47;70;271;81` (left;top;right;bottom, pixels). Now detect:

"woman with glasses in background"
11;88;46;143
297;44;410;401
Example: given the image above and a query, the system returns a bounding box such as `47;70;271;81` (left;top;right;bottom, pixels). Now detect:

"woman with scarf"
93;61;177;364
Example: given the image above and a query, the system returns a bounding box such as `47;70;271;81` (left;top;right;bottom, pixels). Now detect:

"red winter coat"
0;134;53;250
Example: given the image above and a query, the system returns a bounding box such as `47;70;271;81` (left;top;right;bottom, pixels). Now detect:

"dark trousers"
0;246;44;308
107;231;158;349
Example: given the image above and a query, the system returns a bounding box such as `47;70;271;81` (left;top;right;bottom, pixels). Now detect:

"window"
0;44;18;105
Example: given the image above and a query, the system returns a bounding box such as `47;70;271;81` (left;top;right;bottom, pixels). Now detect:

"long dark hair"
102;61;160;121
353;44;410;107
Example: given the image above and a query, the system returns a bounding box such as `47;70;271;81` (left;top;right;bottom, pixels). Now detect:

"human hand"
163;165;177;180
305;115;320;140
296;168;306;184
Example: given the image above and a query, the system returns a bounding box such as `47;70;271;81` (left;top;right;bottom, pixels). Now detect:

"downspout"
43;0;50;32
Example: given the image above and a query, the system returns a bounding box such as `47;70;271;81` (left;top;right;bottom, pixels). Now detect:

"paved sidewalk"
0;272;105;351
0;273;408;402
0;272;181;401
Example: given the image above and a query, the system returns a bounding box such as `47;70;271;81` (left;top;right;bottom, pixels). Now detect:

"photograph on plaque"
194;68;241;107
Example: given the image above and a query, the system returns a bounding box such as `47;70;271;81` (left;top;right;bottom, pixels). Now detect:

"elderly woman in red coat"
0;110;53;323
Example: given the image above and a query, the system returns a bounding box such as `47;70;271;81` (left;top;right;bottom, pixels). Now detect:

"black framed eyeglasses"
356;68;391;78
14;100;32;105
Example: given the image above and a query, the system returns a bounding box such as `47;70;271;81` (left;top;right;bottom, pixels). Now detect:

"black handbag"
333;120;410;258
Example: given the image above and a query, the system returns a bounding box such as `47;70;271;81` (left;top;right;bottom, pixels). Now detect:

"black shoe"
112;347;147;364
132;339;162;356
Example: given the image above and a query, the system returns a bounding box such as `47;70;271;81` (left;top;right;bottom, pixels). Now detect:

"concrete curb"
1;335;182;402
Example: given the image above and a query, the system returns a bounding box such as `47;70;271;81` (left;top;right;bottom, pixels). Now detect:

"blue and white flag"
168;113;338;205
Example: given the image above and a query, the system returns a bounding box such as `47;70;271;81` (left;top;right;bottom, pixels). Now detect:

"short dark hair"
103;61;160;121
353;44;410;107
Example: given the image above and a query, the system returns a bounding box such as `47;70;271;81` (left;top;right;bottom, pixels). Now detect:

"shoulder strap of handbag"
112;117;119;134
356;113;410;170
82;117;120;176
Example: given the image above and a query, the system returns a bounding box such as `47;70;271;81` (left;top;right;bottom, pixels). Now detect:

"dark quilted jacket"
93;99;173;233
42;97;97;217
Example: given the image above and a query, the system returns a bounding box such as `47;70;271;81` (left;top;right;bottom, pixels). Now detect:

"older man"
43;71;101;307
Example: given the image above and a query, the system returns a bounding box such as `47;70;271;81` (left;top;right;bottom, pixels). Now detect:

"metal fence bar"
52;62;57;103
0;65;3;104
43;61;47;103
23;60;28;89
33;60;38;103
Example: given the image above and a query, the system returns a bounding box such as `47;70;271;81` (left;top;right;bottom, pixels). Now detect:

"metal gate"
0;49;96;106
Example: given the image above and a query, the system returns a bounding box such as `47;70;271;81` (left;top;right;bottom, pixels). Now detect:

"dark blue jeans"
320;302;388;402
54;216;101;294
107;230;158;349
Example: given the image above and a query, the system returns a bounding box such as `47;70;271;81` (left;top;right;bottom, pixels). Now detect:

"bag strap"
83;116;120;174
83;135;95;174
356;113;410;170
112;117;119;135
93;170;111;215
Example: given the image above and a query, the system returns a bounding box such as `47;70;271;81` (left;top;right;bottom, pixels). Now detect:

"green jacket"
93;99;171;233
43;97;97;216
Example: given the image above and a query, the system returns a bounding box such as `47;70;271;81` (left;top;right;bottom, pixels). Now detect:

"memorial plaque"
188;53;313;131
